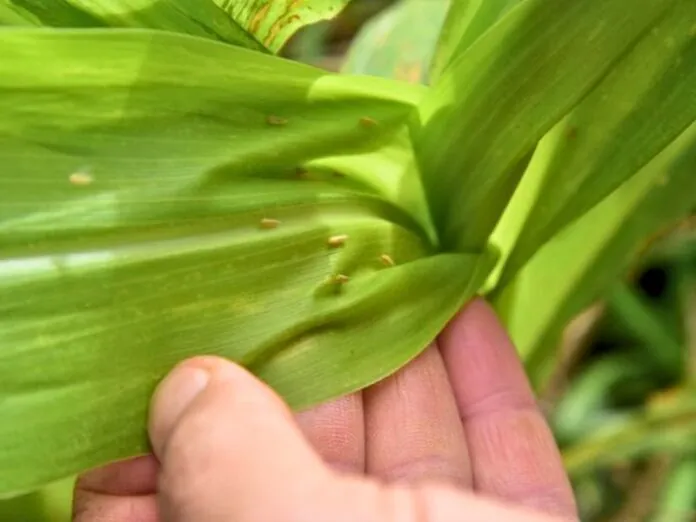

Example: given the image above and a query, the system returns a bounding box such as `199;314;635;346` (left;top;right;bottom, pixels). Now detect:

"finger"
72;493;158;522
148;356;334;522
147;355;569;522
363;345;472;486
394;482;573;522
295;393;365;473
72;455;158;522
75;455;158;496
439;299;578;519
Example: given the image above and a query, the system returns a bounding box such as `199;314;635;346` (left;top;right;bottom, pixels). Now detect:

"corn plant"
1;2;695;519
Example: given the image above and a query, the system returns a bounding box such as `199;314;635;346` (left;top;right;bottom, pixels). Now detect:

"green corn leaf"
0;0;264;49
216;0;351;53
429;0;520;82
493;120;696;387
416;0;674;253
498;0;696;283
341;0;449;84
563;388;696;478
0;0;352;52
0;28;496;497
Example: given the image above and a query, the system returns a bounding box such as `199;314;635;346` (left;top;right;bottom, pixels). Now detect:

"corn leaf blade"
0;0;264;49
430;0;520;82
0;28;496;497
416;0;674;252
493;120;696;386
499;0;696;282
341;0;449;84
216;0;351;53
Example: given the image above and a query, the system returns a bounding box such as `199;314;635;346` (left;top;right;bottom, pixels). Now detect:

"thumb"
148;356;569;522
148;356;331;522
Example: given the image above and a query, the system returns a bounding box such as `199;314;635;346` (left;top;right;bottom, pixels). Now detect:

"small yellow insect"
260;218;281;229
333;274;350;284
327;234;348;248
266;115;289;126
359;116;378;128
380;254;395;267
69;171;94;186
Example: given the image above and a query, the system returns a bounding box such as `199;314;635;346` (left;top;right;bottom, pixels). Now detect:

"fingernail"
149;364;210;457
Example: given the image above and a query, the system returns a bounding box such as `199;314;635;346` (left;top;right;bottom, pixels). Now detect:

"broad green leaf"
498;0;696;283
493;120;696;387
430;0;520;82
416;0;674;252
341;0;449;84
216;0;351;53
0;28;495;497
0;0;265;50
563;388;696;478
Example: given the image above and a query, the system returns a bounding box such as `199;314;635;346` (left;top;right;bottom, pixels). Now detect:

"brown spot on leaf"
333;274;349;284
266;115;288;126
260;218;281;229
327;234;348;247
69;171;93;186
249;3;270;34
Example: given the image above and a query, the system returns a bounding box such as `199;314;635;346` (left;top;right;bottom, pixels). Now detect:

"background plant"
1;0;695;520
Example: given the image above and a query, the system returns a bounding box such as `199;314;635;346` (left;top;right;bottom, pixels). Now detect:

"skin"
72;298;579;522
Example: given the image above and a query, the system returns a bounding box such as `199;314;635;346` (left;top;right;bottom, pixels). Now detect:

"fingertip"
149;356;288;459
438;296;534;418
449;297;503;336
148;356;332;521
148;360;211;459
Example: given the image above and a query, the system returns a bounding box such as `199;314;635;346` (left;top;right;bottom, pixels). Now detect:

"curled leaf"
0;28;494;497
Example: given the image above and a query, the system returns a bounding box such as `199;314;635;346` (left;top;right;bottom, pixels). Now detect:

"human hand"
73;298;578;522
